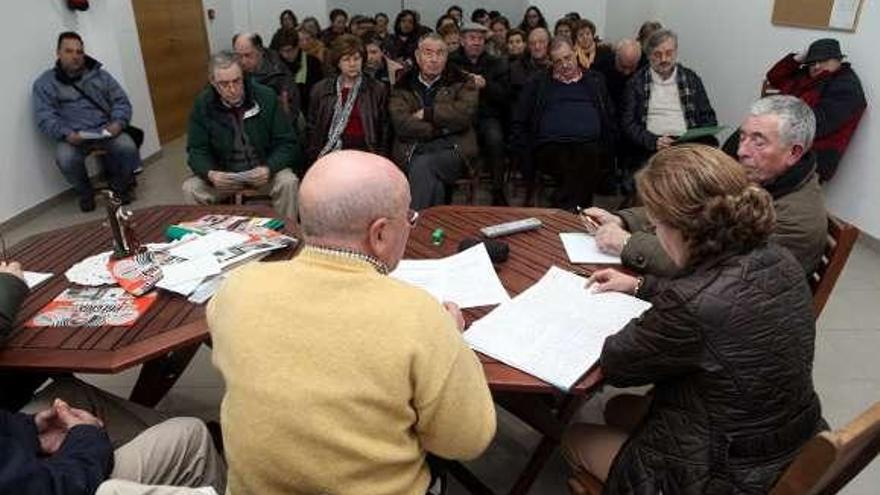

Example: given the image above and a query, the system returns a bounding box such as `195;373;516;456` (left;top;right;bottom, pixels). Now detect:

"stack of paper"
464;266;652;390
390;243;510;308
156;230;294;297
560;233;621;264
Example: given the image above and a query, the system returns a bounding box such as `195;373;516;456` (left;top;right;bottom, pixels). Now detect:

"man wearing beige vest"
208;150;497;495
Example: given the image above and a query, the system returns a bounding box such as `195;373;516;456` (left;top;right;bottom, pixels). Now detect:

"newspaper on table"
64;222;295;301
26;287;158;328
464;266;652;391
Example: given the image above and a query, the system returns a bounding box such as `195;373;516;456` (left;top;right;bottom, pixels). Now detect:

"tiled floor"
4;137;879;494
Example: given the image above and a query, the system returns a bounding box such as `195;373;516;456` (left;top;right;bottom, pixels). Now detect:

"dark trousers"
407;147;465;210
0;372;49;411
534;141;601;210
478;117;506;192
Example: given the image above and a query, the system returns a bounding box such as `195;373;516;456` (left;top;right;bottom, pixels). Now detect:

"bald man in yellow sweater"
208;150;497;495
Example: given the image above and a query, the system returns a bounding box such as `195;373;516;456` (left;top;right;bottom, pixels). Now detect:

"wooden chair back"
771;401;880;495
810;215;859;317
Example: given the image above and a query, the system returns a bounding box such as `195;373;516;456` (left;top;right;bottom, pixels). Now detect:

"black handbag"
122;125;145;148
67;82;145;149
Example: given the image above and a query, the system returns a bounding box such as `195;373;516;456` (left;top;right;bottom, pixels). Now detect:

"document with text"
390;243;510;308
464;266;652;390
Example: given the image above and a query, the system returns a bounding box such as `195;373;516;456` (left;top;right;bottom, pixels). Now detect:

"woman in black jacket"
564;144;825;494
307;35;388;164
268;9;297;50
384;10;423;68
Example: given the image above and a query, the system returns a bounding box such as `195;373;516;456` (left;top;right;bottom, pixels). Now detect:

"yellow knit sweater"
208;248;497;495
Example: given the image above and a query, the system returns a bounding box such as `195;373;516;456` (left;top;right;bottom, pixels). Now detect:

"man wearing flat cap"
765;38;866;181
449;22;511;205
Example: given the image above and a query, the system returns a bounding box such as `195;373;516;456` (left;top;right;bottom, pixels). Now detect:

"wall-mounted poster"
772;0;865;32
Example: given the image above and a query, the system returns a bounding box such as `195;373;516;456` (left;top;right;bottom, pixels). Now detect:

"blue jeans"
55;132;140;198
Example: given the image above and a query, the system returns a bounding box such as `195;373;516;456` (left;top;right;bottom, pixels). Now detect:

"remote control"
480;217;543;238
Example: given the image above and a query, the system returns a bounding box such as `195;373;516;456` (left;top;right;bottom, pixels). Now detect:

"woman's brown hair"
327;34;365;72
636;144;776;266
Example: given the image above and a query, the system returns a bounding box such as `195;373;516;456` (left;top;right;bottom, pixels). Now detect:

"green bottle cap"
431;228;445;245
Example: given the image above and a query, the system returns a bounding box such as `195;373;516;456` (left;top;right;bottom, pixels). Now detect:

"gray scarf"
319;75;363;158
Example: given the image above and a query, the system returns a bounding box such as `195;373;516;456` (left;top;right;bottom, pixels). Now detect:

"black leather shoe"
79;195;96;212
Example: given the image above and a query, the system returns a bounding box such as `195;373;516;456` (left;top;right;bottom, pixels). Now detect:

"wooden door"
132;0;210;144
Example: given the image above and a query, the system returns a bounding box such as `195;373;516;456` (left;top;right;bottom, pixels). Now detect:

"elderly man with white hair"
584;95;827;276
208;150;496;495
183;52;301;220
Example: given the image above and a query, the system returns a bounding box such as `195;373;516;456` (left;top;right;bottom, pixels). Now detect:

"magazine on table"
26;287;158;328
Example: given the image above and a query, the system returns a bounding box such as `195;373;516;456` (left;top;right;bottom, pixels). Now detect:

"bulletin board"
772;0;865;32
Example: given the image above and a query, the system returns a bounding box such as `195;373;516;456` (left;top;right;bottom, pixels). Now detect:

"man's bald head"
233;32;262;73
299;150;410;243
615;38;641;76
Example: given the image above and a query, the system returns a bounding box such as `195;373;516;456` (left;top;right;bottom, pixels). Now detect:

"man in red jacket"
765;38;866;182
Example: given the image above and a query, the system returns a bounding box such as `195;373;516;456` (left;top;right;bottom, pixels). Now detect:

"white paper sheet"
168;231;250;260
78;129;113;140
829;0;860;29
390;243;510;308
560;233;622;264
156;257;221;296
23;271;53;289
464;266;651;390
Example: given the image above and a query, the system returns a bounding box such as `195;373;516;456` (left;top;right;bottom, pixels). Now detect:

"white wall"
202;0;330;54
327;1;405;20
0;0;159;224
534;0;606;36
651;0;879;238
203;0;236;53
603;0;661;42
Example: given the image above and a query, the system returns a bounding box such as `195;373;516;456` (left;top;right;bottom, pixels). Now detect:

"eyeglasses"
213;77;243;89
407;209;419;227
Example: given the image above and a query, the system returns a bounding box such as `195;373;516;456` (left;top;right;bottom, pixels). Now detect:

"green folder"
675;125;727;143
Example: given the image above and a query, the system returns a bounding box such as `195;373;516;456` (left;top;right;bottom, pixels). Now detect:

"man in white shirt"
621;29;717;165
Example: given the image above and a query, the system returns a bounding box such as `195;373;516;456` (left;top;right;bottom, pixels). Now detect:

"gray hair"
207;51;239;80
749;95;816;150
299;176;405;240
549;35;573;53
417;32;448;52
299;188;402;240
616;38;641;55
528;27;551;42
645;28;677;53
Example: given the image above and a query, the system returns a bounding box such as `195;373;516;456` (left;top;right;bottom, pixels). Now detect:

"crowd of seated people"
33;6;867;217
17;3;870;494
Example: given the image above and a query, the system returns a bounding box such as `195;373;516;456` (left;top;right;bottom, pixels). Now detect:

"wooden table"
405;206;605;495
0;205;296;407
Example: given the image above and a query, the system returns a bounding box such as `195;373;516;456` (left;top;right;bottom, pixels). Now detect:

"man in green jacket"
183;52;302;220
585;95;827;277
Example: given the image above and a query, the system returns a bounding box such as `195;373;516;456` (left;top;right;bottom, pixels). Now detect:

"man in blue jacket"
1;262;226;494
33;32;142;212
